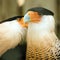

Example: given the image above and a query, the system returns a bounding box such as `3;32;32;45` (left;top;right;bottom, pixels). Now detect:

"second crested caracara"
24;7;60;60
0;16;27;57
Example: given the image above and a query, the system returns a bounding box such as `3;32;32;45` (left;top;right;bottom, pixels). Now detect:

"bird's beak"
24;13;30;23
24;11;41;23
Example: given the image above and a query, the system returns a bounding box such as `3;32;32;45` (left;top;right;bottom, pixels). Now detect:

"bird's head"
24;7;54;28
24;11;41;23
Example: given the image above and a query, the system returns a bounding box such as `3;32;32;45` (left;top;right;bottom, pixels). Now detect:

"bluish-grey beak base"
24;14;30;23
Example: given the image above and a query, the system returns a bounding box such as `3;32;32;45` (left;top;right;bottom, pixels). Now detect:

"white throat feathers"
26;15;58;60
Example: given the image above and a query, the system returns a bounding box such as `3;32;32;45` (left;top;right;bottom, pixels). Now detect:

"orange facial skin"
28;11;41;23
17;18;28;28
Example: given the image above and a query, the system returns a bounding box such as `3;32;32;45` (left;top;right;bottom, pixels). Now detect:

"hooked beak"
24;13;30;23
24;11;41;23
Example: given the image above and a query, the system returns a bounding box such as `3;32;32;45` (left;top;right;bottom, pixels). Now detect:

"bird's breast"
26;23;55;60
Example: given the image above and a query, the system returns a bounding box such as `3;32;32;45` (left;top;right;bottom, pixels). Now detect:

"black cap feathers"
27;7;54;16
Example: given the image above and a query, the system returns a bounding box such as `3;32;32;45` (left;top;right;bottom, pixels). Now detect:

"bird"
24;7;60;60
0;7;60;60
0;16;27;58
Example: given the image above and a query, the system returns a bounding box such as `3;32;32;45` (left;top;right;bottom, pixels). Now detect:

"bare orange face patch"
17;18;28;28
28;11;41;23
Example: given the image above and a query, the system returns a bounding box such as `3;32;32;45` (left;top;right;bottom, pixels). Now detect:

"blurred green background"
0;0;60;38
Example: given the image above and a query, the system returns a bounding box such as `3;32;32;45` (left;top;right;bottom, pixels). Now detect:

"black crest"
27;7;54;16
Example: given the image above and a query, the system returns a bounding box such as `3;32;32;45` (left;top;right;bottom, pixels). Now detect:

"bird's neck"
26;25;58;60
27;22;58;48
